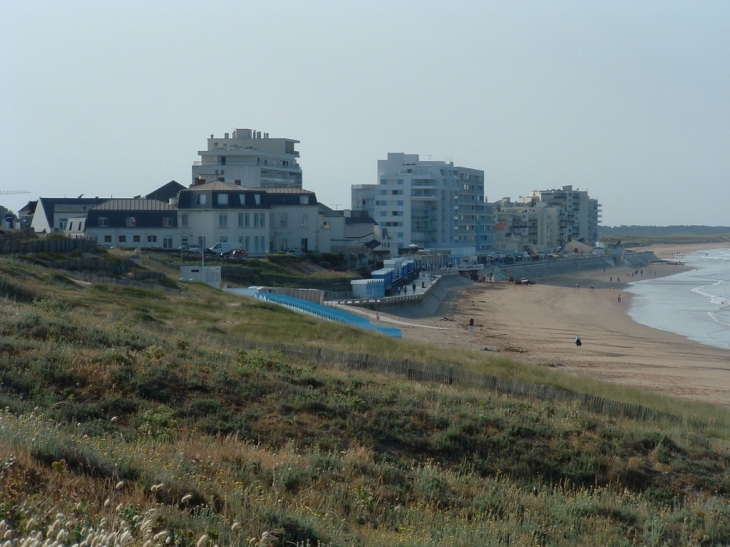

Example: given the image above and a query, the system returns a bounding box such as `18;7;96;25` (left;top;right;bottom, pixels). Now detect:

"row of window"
97;217;174;228
195;193;309;206
102;234;173;248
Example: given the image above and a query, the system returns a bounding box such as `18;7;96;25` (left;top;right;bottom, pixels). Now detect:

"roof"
146;180;185;202
264;187;315;195
93;199;177;211
187;181;252;192
345;216;377;225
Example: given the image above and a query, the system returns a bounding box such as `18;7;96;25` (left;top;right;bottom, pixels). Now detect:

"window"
119;235;126;243
238;194;246;205
239;212;249;227
98;217;108;227
163;237;173;249
217;193;229;205
300;213;308;228
59;218;68;231
279;213;288;228
219;214;228;227
254;213;266;228
147;235;157;243
380;179;387;185
299;195;308;205
220;156;226;166
133;235;141;243
254;194;261;205
126;217;136;227
104;235;112;243
163;217;173;227
197;194;207;205
180;214;188;227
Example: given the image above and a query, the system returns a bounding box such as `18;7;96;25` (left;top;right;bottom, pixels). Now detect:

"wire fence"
234;338;702;428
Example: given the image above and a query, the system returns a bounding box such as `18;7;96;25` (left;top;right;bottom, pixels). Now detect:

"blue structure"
253;292;401;338
371;267;395;292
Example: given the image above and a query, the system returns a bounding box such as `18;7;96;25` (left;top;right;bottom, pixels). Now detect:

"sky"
1;0;728;227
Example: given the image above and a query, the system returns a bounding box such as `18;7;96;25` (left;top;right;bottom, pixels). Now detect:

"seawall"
491;251;658;282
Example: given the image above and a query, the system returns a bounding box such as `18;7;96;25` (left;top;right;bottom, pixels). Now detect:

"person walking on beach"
617;293;622;303
575;335;582;347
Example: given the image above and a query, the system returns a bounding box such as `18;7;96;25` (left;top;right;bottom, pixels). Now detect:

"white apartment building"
352;153;493;256
525;185;601;245
192;128;302;189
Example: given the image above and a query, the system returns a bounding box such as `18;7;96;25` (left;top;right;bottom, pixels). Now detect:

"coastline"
379;242;730;406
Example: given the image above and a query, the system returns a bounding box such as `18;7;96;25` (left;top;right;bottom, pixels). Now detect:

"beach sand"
376;243;730;406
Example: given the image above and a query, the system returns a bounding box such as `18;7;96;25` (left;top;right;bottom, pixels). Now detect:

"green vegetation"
1;253;729;546
599;226;730;248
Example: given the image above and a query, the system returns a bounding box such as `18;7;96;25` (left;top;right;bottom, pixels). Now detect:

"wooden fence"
234;339;700;427
0;237;97;254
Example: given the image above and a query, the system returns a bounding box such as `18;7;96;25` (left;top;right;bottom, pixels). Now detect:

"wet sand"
380;243;730;406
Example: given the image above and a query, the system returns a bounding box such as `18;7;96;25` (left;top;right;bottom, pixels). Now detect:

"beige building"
493;198;561;252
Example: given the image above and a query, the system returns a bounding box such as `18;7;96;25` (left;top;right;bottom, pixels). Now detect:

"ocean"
626;247;730;350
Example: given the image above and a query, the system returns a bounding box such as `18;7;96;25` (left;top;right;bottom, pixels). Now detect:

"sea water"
626;247;730;350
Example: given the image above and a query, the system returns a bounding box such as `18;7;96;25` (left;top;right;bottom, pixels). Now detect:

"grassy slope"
1;253;729;546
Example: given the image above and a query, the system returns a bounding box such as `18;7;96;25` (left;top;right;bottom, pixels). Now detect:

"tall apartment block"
352;153;493;255
192;128;302;189
525;185;601;244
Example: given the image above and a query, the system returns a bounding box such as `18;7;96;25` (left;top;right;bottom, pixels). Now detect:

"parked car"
286;248;305;256
230;249;247;259
209;242;244;256
184;246;202;254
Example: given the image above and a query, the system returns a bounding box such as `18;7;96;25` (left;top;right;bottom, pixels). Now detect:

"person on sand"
575;335;582;347
618;293;622;303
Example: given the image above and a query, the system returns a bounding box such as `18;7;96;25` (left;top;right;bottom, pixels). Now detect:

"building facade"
352;153;492;256
177;181;319;256
493;197;561;252
192;128;302;189
525;185;601;245
85;199;179;249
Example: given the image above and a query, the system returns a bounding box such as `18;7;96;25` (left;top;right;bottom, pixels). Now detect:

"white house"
177;181;320;256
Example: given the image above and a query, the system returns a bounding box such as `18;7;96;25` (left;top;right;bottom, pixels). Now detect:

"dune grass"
1;257;729;546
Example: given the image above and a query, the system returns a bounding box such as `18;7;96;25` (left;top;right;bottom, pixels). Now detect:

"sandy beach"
377;243;730;406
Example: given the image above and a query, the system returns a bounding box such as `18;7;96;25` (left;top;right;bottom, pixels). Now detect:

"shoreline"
378;243;730;406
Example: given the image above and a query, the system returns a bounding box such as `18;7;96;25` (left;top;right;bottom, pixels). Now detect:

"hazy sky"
2;0;728;227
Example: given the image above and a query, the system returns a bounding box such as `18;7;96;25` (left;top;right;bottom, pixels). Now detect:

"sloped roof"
187;181;252;192
93;199;177;211
265;187;315;195
146;180;185;202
